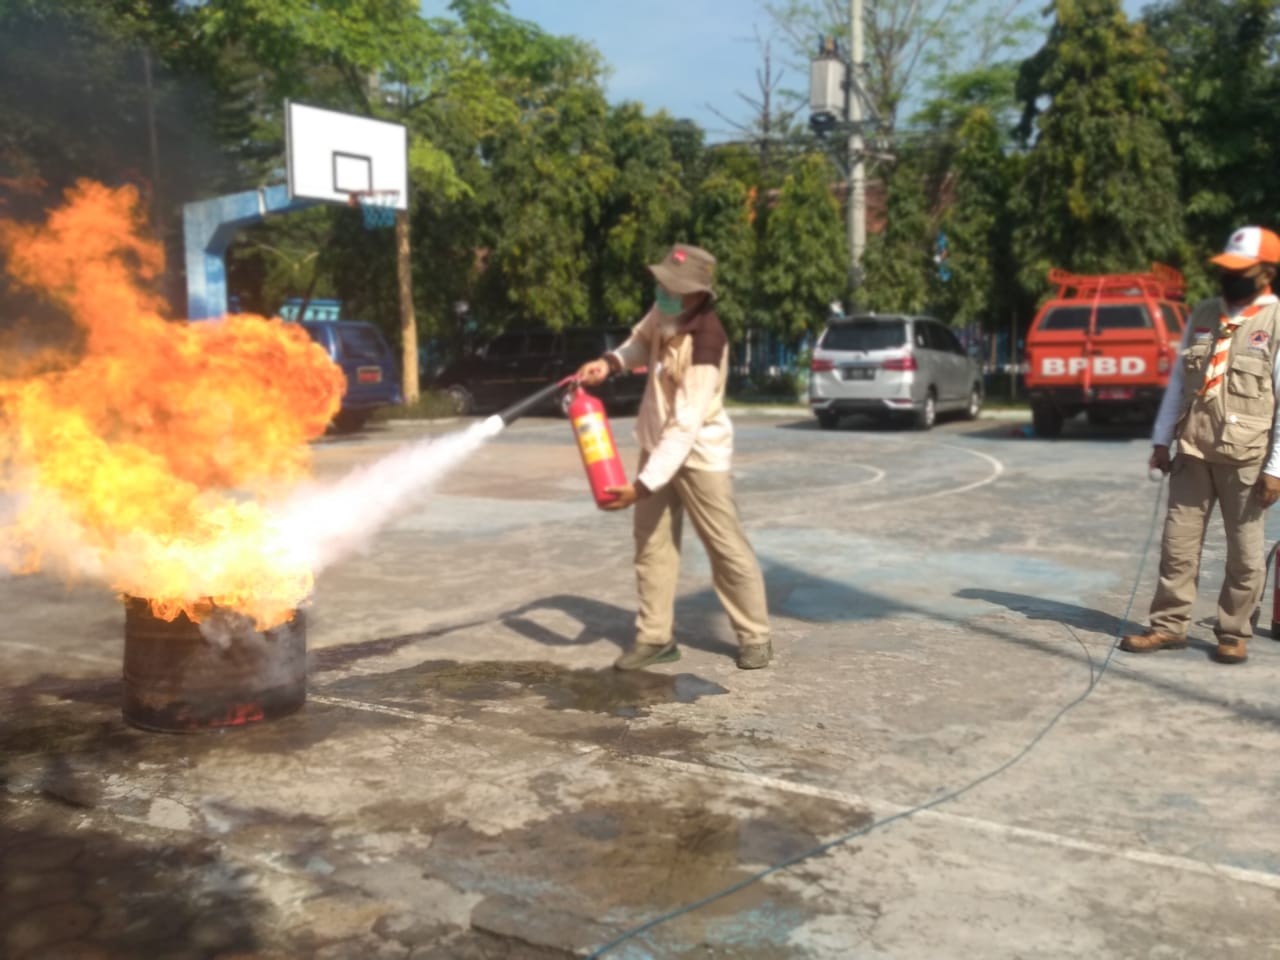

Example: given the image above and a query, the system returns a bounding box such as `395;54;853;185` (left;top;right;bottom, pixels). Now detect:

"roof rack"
1047;263;1186;301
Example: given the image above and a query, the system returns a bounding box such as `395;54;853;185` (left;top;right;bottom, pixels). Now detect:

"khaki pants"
633;462;770;648
1149;454;1266;643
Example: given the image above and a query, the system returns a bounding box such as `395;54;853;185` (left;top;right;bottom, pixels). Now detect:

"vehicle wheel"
965;384;983;421
914;390;937;431
817;411;840;430
1032;402;1064;438
1086;408;1113;427
332;410;370;433
445;385;474;416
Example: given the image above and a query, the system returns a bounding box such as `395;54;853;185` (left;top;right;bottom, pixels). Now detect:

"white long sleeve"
1151;318;1192;449
609;309;655;372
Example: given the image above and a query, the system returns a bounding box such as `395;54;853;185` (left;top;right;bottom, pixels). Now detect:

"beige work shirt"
609;305;733;492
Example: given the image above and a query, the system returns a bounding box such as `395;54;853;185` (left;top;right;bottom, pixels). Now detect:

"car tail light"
811;358;835;372
882;355;918;371
1157;353;1170;374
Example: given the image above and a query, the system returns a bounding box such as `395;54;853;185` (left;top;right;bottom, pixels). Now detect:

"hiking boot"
1213;638;1248;664
614;642;681;671
737;641;772;670
1119;629;1187;654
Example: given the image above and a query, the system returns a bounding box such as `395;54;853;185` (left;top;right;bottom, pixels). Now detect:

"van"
300;320;403;432
808;314;984;429
432;327;646;415
1024;266;1187;437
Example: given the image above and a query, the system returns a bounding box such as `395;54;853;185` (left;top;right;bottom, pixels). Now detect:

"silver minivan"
808;315;983;430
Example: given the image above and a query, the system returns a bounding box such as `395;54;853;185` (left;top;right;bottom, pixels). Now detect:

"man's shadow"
955;588;1220;656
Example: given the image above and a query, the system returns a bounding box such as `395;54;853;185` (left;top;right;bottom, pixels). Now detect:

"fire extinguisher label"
574;412;615;465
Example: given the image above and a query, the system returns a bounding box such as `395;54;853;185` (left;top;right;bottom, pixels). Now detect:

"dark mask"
1219;271;1261;304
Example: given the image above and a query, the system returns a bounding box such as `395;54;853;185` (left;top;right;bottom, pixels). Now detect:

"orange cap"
1210;226;1280;270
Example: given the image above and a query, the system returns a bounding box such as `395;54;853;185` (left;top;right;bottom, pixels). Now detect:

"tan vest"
1176;298;1280;465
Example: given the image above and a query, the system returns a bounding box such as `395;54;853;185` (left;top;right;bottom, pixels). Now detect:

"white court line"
761;442;1005;525
310;694;461;726
311;691;1280;892
624;754;1280;892
740;464;887;504
0;639;116;666
845;442;1005;513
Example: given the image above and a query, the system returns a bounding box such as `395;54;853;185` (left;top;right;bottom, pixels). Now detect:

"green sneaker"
737;641;772;670
613;642;681;671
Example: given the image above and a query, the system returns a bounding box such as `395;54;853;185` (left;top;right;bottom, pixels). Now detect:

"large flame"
0;180;346;627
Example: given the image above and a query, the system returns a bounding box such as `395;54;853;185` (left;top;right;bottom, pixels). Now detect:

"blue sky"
419;0;1154;140
420;0;786;140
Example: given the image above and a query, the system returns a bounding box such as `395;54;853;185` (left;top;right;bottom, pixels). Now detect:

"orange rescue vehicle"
1024;264;1187;437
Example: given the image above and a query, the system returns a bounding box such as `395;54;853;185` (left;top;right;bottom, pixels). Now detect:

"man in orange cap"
1124;227;1280;663
578;244;772;671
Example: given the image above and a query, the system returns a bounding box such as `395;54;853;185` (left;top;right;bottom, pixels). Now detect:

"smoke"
265;415;506;577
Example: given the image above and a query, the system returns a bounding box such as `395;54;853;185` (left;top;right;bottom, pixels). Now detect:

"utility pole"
847;0;866;286
810;7;875;294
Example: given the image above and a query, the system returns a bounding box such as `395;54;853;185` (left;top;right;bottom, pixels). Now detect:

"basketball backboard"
285;101;408;210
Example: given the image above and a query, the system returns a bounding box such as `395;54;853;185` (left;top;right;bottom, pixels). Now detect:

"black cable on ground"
586;478;1168;959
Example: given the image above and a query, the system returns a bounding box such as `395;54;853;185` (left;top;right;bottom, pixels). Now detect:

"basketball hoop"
348;190;400;230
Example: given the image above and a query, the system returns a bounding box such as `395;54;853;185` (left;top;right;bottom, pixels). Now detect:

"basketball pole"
395;207;420;405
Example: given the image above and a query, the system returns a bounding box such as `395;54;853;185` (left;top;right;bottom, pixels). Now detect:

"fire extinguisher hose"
495;374;581;426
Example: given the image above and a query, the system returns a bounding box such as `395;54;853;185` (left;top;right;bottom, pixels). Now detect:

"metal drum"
122;597;306;733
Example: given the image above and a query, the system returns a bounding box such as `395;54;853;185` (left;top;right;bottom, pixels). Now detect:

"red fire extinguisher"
566;385;629;508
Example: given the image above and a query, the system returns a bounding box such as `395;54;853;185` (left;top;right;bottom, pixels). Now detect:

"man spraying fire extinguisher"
577;244;772;671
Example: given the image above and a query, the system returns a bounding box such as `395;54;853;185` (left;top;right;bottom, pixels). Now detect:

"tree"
934;106;1020;330
1011;0;1183;296
906;61;1024;329
860;152;932;313
759;154;848;340
591;105;690;324
707;30;806;185
688;172;756;338
1144;0;1280;264
472;33;613;329
0;0;228;298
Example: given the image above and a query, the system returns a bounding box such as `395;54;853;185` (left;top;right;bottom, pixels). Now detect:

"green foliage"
935;107;1020;330
1012;0;1184;296
593;105;690;323
861;154;932;314
12;0;1269;371
759;154;848;339
0;0;224;213
688;173;756;337
476;39;614;328
1144;0;1280;257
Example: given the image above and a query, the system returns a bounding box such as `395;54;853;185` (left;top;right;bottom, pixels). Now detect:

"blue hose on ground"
585;476;1169;959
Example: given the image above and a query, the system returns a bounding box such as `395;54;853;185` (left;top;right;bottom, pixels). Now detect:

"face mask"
654;285;683;317
1220;271;1261;304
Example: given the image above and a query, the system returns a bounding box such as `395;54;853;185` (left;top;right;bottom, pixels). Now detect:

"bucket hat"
648;244;716;296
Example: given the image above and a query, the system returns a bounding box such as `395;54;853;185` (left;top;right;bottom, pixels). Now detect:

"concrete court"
3;409;1280;959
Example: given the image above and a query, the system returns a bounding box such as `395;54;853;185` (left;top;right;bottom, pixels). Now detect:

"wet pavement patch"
326;659;728;717
565;721;710;757
423;792;872;956
0;807;268;960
